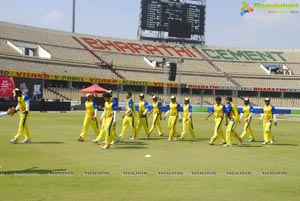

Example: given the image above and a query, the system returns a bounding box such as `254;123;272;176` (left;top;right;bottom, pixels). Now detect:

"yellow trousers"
79;117;99;139
240;119;255;140
95;122;105;142
119;116;136;138
136;116;149;138
14;113;31;141
263;121;274;143
226;119;241;145
209;118;225;143
149;113;163;136
103;117;117;147
181;118;195;139
168;116;178;139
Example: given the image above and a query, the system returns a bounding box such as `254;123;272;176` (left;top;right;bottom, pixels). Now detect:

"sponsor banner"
80;37;198;58
0;76;15;99
0;69;179;88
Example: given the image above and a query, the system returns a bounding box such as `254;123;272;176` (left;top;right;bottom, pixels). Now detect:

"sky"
0;0;299;49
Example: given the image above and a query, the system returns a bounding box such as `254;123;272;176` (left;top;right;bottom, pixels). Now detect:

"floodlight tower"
72;0;76;33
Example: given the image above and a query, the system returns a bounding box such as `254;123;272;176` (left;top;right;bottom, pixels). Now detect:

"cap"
170;96;176;100
86;93;92;97
264;98;270;101
106;90;112;95
152;95;158;99
103;91;112;98
139;93;144;97
244;98;250;101
13;88;21;96
184;98;190;102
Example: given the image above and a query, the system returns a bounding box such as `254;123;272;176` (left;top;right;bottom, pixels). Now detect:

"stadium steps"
46;87;70;100
193;47;242;88
72;36;125;79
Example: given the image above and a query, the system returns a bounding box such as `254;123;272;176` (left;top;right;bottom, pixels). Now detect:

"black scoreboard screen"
141;0;205;36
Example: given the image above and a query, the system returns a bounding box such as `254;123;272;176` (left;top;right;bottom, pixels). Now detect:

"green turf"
0;113;299;201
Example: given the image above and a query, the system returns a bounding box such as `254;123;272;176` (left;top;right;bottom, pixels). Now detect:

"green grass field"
0;112;299;201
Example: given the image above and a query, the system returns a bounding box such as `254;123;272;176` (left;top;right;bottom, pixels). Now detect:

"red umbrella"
80;84;107;94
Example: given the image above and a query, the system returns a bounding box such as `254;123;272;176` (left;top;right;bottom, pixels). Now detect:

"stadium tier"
1;21;300;107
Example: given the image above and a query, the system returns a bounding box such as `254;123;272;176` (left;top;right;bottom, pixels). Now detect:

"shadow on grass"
17;142;65;145
116;146;148;149
239;145;263;148
117;141;147;146
1;167;67;175
271;144;299;146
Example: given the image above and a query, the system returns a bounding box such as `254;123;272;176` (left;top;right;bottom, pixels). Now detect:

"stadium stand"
1;21;300;107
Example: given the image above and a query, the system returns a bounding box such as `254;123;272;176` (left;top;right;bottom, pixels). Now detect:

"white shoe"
219;142;227;145
248;139;255;142
92;139;100;144
110;141;116;145
101;145;109;150
223;144;232;147
262;141;268;145
9;139;17;144
144;136;149;140
118;136;124;140
238;141;243;146
129;137;136;140
22;139;31;143
208;141;215;145
167;138;171;141
270;140;275;144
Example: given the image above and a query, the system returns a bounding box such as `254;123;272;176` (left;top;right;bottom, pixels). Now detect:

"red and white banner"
0;76;15;99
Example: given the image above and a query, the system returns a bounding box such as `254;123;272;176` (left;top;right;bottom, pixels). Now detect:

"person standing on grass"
135;93;150;140
206;96;226;145
163;96;181;141
148;95;164;137
178;98;195;140
240;98;255;142
100;91;118;150
10;88;31;144
260;98;277;145
78;93;99;142
119;92;136;140
223;97;243;147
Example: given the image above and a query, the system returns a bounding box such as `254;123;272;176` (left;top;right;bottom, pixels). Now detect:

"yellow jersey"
183;104;192;118
125;98;135;117
213;104;224;119
167;102;180;116
242;104;254;119
263;105;275;123
225;102;239;120
139;100;149;116
104;98;117;118
152;101;162;114
17;93;30;114
85;100;97;119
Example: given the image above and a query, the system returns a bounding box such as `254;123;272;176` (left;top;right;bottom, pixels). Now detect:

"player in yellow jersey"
206;96;226;145
240;98;255;142
78;94;99;142
100;91;118;150
149;95;163;137
178;98;195;140
119;92;136;140
224;97;242;147
163;96;181;141
260;98;277;145
135;93;150;139
10;88;31;144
